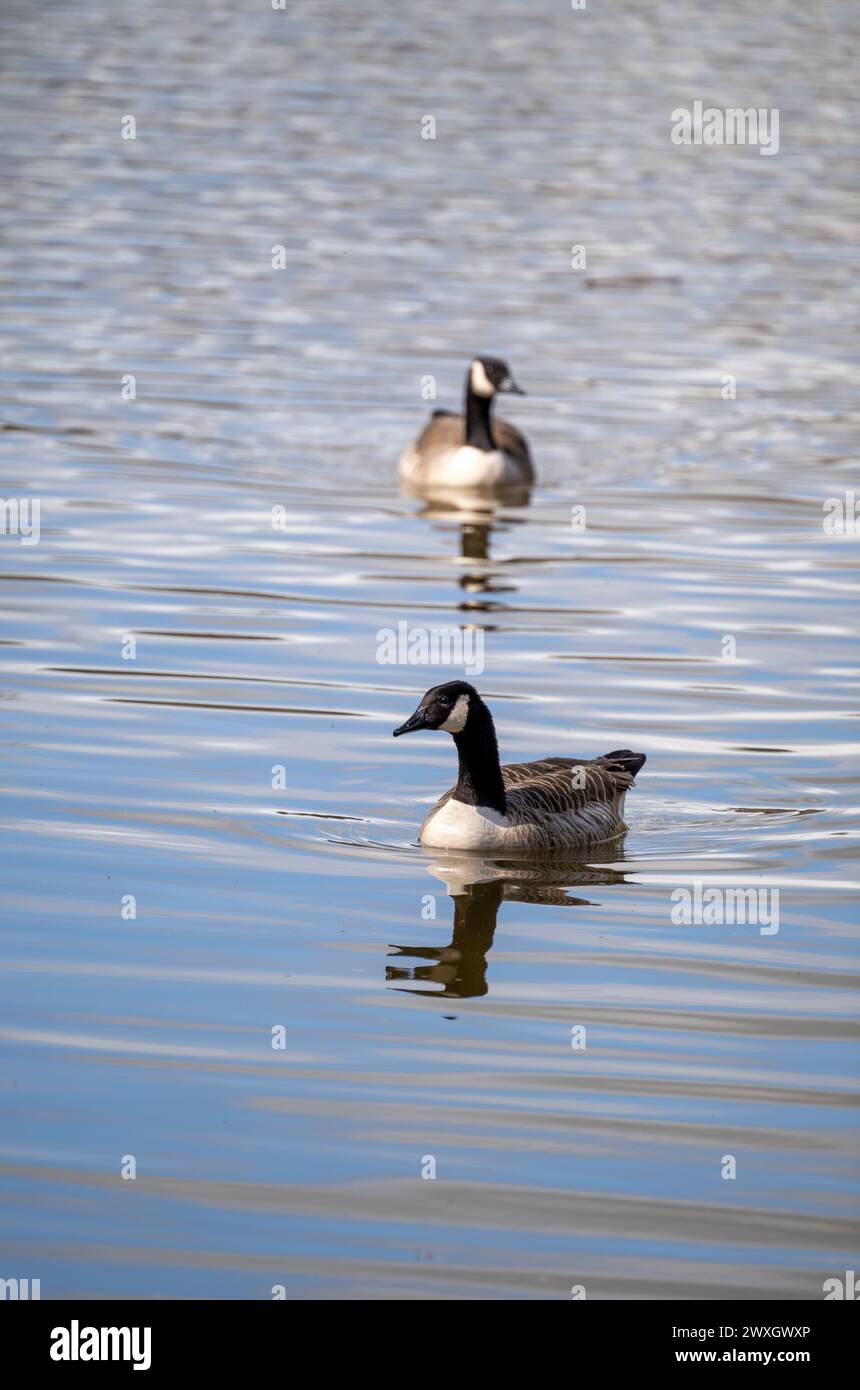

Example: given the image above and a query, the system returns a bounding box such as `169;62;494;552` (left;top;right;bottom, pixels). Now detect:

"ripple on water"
0;0;858;1300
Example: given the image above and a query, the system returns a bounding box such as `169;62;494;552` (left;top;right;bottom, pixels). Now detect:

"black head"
392;681;481;737
469;356;525;398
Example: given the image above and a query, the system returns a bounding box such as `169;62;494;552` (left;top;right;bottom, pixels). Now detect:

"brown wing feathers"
501;756;634;819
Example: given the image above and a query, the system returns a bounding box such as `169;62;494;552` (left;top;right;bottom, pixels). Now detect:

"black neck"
464;378;496;451
452;700;507;813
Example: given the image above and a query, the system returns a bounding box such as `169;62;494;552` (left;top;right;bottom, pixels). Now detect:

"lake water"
1;0;858;1300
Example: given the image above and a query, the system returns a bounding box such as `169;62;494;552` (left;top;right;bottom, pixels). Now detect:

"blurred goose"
393;680;645;851
400;356;534;488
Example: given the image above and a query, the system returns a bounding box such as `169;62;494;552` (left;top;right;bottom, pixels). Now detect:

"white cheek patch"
439;693;470;733
470;359;495;397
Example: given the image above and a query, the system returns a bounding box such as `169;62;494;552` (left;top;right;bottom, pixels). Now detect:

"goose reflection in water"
403;480;532;601
387;839;628;1000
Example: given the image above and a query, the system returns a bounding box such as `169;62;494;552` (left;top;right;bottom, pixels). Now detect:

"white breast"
417;446;524;488
419;798;509;850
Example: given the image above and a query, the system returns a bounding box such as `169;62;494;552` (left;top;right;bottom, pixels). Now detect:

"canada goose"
400;356;534;488
392;680;645;851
